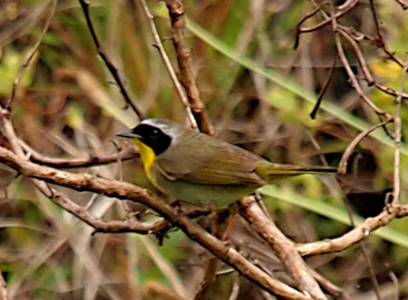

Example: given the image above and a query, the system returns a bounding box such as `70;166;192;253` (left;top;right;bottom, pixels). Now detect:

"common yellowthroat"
117;118;336;208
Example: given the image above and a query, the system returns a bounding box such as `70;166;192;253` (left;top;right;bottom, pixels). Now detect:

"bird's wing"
155;133;266;186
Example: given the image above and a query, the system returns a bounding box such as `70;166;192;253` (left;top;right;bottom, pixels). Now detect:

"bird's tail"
256;161;337;184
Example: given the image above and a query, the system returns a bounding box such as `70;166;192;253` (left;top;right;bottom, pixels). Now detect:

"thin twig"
391;53;408;207
7;0;58;109
193;254;220;300
338;28;374;85
296;0;358;35
374;82;408;100
368;0;405;67
296;204;408;256
348;153;382;300
338;119;391;175
295;1;329;49
305;0;393;121
305;0;403;124
19;140;139;168
330;10;390;119
194;212;225;300
310;59;336;119
77;0;144;120
359;237;381;300
311;269;352;300
164;0;214;135
138;0;198;130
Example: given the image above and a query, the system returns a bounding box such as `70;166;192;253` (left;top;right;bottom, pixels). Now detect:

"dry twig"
77;0;144;120
240;197;326;300
338;118;392;175
138;0;198;130
20;140;139;168
164;0;214;135
391;53;408;207
330;7;390;120
296;0;358;36
296;204;408;256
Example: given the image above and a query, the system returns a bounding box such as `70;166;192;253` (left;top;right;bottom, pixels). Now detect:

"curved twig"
77;0;144;120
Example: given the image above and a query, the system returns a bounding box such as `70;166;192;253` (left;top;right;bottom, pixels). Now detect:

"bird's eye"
150;129;160;139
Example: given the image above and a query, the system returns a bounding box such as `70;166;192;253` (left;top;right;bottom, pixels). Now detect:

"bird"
117;118;336;208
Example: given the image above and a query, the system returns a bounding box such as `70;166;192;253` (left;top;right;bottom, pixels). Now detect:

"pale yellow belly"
147;165;261;208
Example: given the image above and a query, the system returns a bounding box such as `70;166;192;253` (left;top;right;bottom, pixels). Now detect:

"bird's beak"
116;129;141;139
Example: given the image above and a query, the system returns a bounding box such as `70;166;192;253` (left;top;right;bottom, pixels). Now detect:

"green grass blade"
260;185;408;248
186;18;408;157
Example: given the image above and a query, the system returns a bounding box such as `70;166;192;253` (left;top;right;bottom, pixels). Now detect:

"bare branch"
391;53;408;207
164;0;214;135
77;0;144;120
20;140;139;168
374;82;408;99
330;8;391;119
296;0;358;35
338;118;392;175
338;28;374;85
0;145;310;300
138;0;198;130
240;197;326;300
368;0;405;67
296;204;408;256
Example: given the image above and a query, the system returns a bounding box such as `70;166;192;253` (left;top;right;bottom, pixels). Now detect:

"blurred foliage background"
1;0;408;299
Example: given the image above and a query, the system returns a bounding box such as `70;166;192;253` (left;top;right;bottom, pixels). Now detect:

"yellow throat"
134;139;155;174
